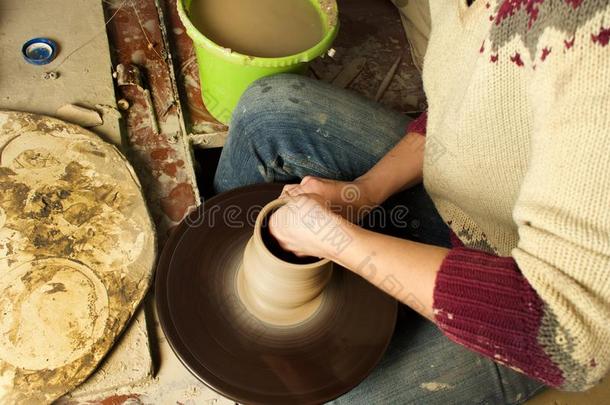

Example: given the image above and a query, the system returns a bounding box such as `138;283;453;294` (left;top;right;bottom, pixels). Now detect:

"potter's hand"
270;193;350;258
280;176;377;223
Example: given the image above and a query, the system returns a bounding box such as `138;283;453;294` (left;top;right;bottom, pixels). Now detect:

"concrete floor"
0;0;121;145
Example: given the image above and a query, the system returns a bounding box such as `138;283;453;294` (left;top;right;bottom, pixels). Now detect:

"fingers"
280;177;321;198
268;208;308;257
280;184;301;198
274;238;307;258
281;176;331;199
301;176;312;185
292;252;311;258
302;175;327;192
274;237;310;258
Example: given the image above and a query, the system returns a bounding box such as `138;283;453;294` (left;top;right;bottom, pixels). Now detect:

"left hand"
269;193;347;258
280;176;377;223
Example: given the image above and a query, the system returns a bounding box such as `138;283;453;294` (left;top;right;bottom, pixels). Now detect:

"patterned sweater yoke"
423;0;610;391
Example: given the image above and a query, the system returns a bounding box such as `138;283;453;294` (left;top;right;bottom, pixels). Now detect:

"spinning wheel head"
156;184;397;405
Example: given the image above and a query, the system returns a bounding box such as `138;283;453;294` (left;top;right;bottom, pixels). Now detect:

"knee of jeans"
223;94;279;167
233;74;311;122
246;73;309;98
231;74;309;142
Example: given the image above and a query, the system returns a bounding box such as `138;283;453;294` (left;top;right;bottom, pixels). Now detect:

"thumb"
301;175;324;189
301;176;314;185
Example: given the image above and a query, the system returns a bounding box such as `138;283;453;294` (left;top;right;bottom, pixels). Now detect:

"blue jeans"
214;74;545;404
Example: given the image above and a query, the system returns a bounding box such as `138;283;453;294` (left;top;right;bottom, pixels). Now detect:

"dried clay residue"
420;382;454;392
0;111;156;404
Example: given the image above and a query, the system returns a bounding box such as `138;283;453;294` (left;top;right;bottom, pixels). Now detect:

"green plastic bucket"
178;0;339;124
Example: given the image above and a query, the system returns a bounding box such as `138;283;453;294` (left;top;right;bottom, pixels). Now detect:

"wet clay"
189;0;325;58
238;199;332;326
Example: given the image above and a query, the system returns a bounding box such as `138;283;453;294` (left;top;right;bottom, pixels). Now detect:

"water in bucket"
189;0;326;58
178;0;339;124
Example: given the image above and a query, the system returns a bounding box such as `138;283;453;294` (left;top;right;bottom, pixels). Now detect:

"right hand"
281;176;378;223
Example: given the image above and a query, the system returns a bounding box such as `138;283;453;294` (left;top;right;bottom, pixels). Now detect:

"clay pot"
238;199;333;326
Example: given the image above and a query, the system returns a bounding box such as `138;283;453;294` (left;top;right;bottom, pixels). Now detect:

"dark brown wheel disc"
156;184;397;405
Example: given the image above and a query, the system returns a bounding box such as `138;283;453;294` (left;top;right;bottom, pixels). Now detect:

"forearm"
274;193;588;389
357;132;426;205
324;219;449;320
318;219;566;389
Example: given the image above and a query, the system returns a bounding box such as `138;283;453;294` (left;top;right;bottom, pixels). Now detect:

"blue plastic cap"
22;38;58;65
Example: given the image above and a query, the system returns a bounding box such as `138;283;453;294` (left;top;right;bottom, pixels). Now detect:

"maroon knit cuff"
433;247;564;387
407;112;428;136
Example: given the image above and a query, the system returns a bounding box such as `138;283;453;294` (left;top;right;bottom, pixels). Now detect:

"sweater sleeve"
433;11;610;392
407;111;428;135
433;248;564;387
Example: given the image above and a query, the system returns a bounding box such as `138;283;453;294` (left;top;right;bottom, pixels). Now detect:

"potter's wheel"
156;184;397;404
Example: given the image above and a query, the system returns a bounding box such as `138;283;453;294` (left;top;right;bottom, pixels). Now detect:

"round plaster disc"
0;110;156;403
156;184;397;405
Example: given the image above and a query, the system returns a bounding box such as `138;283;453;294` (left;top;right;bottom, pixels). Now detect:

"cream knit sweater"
424;0;610;391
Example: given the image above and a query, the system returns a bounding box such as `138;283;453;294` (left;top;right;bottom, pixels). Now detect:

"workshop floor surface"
1;0;608;403
99;0;610;401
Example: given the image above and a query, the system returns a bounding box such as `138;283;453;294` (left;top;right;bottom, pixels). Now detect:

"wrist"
321;217;361;262
353;176;385;206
